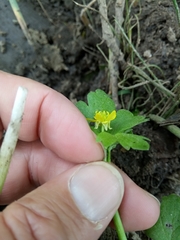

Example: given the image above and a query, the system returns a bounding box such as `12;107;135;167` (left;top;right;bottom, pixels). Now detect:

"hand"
0;71;160;240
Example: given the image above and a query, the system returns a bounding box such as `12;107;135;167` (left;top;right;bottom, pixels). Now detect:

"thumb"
1;162;124;240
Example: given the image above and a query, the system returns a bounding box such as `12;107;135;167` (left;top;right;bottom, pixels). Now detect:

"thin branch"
97;0;126;108
109;50;120;108
37;0;53;23
115;0;125;45
9;0;33;45
97;0;125;67
79;0;97;26
149;114;180;139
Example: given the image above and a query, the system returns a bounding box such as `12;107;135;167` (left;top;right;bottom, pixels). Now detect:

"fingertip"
142;192;160;228
40;90;104;162
81;130;104;162
69;107;104;162
119;171;160;231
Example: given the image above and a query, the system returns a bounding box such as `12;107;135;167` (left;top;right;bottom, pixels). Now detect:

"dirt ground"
0;0;180;239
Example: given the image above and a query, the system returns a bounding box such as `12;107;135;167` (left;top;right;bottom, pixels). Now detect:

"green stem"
103;148;127;240
149;114;180;139
113;211;127;240
172;0;180;24
107;147;111;163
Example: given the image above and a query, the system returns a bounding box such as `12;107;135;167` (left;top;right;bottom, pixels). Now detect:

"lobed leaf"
76;90;115;119
145;194;180;240
96;132;117;148
96;132;150;150
76;101;93;118
115;133;150;150
87;89;115;113
111;109;148;134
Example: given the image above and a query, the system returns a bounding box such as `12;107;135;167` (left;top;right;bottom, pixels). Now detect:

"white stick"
0;86;28;193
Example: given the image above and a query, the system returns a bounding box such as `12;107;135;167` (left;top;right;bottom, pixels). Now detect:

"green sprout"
76;89;150;240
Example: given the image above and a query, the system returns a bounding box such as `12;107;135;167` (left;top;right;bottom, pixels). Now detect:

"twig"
112;0;125;109
97;0;126;108
0;87;28;193
74;0;102;40
79;0;97;26
8;0;33;45
115;0;125;40
109;50;120;108
118;80;149;89
97;0;126;66
149;114;180;139
36;0;53;23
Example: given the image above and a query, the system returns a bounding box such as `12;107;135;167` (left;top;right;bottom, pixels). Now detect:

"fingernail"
148;193;160;205
69;162;124;222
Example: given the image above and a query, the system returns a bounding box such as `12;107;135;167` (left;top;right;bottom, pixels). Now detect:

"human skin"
0;71;160;240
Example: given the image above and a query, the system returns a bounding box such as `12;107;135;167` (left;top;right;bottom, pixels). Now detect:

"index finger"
0;71;103;162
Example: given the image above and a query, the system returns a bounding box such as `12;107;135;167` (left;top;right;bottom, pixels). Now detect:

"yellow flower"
87;110;116;131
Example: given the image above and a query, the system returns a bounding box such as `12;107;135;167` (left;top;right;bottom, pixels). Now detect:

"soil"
0;0;180;239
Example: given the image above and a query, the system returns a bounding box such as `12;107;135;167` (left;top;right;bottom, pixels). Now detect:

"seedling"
76;89;150;240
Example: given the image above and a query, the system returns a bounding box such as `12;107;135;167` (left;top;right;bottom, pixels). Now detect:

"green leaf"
76;90;150;151
96;132;149;150
96;132;117;148
111;109;148;133
115;133;150;150
145;194;180;240
87;89;115;112
76;90;115;119
76;101;94;118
